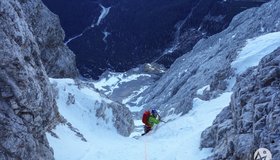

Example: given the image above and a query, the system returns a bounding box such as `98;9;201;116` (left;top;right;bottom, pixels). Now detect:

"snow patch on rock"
232;31;280;74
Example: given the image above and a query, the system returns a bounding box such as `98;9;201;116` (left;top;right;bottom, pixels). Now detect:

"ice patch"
196;85;210;95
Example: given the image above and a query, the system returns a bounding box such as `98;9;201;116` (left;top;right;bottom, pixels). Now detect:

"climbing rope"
144;137;148;160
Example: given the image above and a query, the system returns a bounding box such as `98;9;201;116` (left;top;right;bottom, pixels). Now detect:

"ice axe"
157;116;167;123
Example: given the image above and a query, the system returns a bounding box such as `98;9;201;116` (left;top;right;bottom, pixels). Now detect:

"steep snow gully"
47;32;280;160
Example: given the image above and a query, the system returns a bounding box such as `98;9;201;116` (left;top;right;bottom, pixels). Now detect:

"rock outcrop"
201;48;280;160
0;0;78;159
51;79;135;137
96;101;134;137
19;0;79;78
137;0;280;117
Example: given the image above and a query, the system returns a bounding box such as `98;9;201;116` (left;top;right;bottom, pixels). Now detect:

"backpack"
142;111;151;126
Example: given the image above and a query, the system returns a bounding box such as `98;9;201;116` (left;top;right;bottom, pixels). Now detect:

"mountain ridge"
136;0;280;117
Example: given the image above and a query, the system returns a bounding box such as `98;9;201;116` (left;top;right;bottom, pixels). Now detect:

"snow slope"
47;78;231;160
232;31;280;74
47;32;280;160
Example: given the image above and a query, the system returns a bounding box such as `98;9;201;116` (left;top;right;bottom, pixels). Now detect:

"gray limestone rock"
0;0;81;158
95;101;134;137
201;48;280;159
19;0;79;78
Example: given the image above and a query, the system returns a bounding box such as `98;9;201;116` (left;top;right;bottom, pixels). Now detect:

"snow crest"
232;31;280;74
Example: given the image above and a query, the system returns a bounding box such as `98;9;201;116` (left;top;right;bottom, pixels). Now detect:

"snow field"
47;78;232;160
47;31;280;160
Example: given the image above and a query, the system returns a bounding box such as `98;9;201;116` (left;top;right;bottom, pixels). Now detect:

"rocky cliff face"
19;0;79;78
201;48;280;160
0;0;79;159
137;0;280;117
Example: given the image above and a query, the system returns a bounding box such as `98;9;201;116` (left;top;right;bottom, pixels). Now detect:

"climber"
142;109;161;136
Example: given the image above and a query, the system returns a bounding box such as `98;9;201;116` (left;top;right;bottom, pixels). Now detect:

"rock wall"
201;48;280;160
0;0;78;159
19;0;79;78
96;101;134;137
137;0;280;117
